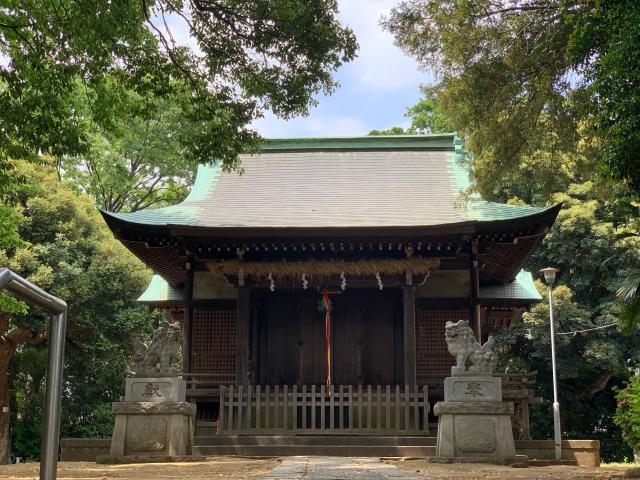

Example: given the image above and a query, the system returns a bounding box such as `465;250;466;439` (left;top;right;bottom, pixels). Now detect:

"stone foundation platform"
108;401;196;459
426;454;529;467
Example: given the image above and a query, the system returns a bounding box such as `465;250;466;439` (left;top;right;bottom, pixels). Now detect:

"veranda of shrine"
101;134;560;439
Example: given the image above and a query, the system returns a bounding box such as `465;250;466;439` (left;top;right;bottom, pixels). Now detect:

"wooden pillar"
403;271;416;386
183;257;194;373
236;286;250;385
470;239;482;341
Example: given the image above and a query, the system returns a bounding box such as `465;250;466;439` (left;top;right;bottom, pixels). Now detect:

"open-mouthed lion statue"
445;319;497;374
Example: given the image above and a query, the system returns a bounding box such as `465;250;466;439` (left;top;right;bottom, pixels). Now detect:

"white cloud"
157;1;429;137
337;0;428;91
253;112;367;137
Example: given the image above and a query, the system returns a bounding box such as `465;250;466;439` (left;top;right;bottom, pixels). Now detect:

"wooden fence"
219;384;430;433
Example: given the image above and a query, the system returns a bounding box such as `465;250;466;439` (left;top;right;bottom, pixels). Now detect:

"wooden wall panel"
191;306;237;382
415;307;469;387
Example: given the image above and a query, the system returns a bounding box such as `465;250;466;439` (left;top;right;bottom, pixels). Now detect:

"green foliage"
369;88;453;136
383;0;640;199
0;0;357;191
382;0;640;457
3;160;161;458
617;270;640;335
59;78;199;212
405;89;454;134
369;126;407;136
568;1;640;195
614;375;640;454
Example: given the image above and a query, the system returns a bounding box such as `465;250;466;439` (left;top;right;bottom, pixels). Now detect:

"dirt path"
262;456;423;479
0;457;279;479
387;459;640;480
1;458;639;480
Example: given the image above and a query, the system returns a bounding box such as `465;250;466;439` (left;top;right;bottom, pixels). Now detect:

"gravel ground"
0;457;279;479
1;458;639;480
387;459;640;480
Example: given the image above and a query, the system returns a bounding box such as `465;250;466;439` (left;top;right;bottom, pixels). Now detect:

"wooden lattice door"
191;306;237;383
415;307;469;388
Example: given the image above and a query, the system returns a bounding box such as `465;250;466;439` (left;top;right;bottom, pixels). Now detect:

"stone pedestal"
99;377;200;463
432;372;527;466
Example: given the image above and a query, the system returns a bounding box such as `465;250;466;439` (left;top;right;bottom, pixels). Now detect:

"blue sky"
253;0;435;137
162;1;436;137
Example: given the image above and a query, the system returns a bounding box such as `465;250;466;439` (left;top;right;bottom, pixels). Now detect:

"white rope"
556;323;618;336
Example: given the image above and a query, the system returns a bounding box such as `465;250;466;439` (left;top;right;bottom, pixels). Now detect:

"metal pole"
548;285;562;460
0;268;67;479
39;311;66;480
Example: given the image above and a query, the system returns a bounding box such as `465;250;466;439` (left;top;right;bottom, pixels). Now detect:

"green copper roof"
138;274;184;304
102;135;556;230
479;270;542;301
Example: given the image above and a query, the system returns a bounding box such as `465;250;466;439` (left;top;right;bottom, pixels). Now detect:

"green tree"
59;77;200;212
614;375;640;455
370;89;454;136
383;0;640;199
490;176;640;459
0;0;357;189
0;161;159;461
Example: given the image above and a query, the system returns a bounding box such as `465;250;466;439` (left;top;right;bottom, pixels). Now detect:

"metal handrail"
0;268;67;480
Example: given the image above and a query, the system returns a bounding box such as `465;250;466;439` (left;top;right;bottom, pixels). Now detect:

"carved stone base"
434;375;524;464
107;401;196;460
435;402;518;458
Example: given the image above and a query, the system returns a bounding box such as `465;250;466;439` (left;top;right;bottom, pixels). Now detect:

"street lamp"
540;266;561;460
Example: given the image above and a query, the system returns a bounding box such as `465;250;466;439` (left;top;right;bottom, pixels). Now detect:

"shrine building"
101;135;559;446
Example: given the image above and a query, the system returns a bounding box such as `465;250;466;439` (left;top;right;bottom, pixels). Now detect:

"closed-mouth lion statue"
445;319;497;373
131;320;182;377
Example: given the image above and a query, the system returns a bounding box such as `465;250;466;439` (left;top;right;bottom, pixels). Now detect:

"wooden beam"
403;273;417;386
236;286;251;385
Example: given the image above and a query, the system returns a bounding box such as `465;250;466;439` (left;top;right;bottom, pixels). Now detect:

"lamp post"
540;266;561;460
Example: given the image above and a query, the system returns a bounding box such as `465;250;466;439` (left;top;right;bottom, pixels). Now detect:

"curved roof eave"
100;203;562;240
474;202;562;231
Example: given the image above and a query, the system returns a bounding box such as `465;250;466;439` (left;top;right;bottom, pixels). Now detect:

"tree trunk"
578;370;614;399
0;314;47;464
0;371;9;464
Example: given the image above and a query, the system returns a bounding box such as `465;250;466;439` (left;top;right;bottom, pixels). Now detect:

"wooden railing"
502;370;540;440
219;384;430;434
182;373;236;398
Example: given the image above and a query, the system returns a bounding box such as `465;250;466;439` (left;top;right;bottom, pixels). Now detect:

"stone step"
194;435;437;447
192;444;437;457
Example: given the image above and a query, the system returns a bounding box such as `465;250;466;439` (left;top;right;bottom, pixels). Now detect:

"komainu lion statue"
445;319;497;373
130;320;183;377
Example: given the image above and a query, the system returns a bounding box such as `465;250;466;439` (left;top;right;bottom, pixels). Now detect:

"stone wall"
60;438;110;461
60;437;601;467
515;439;600;467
